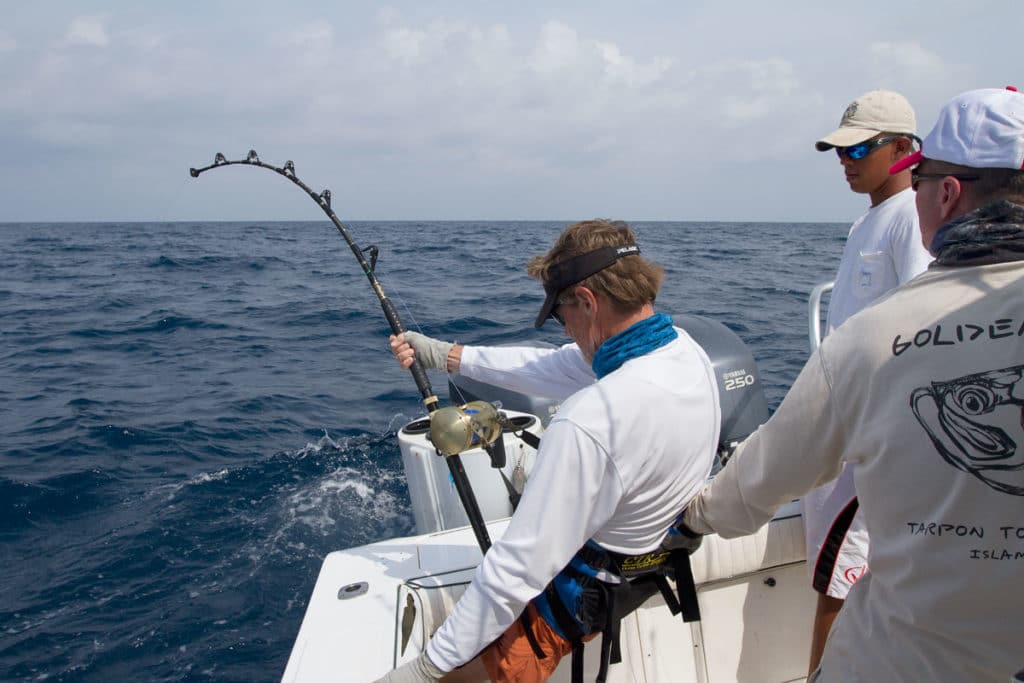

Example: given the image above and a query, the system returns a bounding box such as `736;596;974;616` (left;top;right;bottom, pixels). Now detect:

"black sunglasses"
550;295;575;326
834;136;902;160
910;170;980;192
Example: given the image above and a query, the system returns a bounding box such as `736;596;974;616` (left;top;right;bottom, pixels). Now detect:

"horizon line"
0;217;850;226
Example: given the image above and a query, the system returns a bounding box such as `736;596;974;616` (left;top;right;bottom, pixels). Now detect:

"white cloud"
278;20;335;49
0;30;16;52
867;41;945;75
3;13;806;175
381;26;429;65
710;59;802;123
596;41;672;88
530;21;582;76
273;20;335;69
380;19;470;66
0;3;1011;221
860;42;966;124
346;16;819;179
376;7;402;27
64;16;109;48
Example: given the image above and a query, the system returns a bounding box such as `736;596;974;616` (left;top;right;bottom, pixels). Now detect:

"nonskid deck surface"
284;503;812;682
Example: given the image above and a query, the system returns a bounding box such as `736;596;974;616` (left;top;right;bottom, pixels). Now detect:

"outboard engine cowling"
675;314;769;463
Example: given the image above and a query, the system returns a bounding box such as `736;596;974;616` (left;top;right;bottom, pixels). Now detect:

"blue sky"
0;1;1017;222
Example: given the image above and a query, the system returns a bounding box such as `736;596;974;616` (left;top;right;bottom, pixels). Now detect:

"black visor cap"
533;243;640;328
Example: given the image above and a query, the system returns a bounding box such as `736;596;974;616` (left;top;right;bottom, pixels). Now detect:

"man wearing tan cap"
801;89;933;672
683;87;1024;682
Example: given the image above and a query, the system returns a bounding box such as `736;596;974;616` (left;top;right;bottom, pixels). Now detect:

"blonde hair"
527;219;663;313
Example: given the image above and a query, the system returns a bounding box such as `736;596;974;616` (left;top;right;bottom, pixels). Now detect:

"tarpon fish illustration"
910;364;1024;496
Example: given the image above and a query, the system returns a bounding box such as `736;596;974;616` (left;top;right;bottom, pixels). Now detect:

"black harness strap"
526;541;702;682
652;574;683;615
516;429;541;450
540;565;593;683
672;549;701;622
544;581;586;643
571;640;585;682
518;607;548;661
595;583;619;683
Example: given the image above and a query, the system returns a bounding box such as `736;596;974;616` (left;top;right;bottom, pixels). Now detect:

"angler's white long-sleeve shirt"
426;329;720;671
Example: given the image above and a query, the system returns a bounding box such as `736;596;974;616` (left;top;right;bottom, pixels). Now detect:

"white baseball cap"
890;86;1024;174
815;90;917;151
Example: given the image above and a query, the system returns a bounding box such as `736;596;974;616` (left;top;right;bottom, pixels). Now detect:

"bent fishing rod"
189;150;493;552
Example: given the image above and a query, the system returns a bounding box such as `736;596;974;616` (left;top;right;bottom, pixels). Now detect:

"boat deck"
284;502;812;682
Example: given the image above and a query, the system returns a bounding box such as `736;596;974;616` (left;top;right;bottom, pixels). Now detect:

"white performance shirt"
459;341;595;402
426;330;720;671
825;187;931;333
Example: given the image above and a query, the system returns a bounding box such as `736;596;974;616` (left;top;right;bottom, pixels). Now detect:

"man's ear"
894;136;912;155
938;176;965;223
576;285;598;314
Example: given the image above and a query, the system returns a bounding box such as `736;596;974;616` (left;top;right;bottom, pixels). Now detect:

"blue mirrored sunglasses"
835;135;901;160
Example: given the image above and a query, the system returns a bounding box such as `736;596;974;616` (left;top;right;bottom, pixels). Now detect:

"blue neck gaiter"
591;312;677;379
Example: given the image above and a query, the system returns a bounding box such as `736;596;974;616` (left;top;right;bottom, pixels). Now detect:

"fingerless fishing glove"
404;331;455;371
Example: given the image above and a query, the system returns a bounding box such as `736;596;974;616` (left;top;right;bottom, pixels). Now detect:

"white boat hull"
283;501;813;682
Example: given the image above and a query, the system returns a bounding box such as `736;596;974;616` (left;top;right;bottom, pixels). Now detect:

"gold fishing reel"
429;400;503;456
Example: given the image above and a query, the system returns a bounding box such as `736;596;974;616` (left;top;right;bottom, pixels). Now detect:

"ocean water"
0;219;846;682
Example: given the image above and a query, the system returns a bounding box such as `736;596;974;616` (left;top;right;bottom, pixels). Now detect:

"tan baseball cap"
815;90;917;151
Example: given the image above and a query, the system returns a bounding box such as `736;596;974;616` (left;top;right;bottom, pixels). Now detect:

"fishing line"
388;298;472;406
189;151;493;553
378;273;428;337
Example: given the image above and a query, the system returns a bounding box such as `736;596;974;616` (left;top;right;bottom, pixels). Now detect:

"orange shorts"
479;604;596;683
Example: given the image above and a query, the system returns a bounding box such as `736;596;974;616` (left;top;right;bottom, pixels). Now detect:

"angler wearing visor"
536;243;640;333
381;219;720;683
